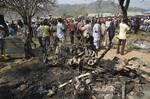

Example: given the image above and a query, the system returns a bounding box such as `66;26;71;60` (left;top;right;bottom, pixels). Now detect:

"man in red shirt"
68;19;76;44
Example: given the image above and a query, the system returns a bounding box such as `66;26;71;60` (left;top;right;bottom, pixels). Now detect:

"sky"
57;0;150;9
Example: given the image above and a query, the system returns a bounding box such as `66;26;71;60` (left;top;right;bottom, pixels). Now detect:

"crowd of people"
139;17;150;32
0;14;150;60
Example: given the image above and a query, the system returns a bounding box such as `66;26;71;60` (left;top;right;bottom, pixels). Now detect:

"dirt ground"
102;32;150;65
103;48;150;64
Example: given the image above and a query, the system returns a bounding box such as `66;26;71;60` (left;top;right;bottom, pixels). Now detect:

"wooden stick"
58;73;91;88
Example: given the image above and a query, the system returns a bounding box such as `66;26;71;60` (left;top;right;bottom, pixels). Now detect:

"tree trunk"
22;16;34;59
118;0;130;23
27;16;33;37
122;8;128;23
22;16;32;36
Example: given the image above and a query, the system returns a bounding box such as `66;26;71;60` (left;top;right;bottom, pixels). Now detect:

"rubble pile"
48;44;109;69
47;57;148;99
133;41;150;49
0;45;150;99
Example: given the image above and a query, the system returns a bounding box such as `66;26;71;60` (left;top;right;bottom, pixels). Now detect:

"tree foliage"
0;0;56;26
1;0;56;17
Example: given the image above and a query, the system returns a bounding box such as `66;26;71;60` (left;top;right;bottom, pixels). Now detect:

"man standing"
68;19;75;44
41;20;50;63
76;17;84;44
56;18;65;54
93;19;101;49
101;21;107;48
107;20;116;47
81;19;92;45
0;25;5;58
105;18;112;48
42;20;50;54
117;19;130;55
10;20;18;36
134;17;141;34
57;18;65;43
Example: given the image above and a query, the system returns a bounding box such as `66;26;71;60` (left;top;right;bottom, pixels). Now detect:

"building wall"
88;11;144;17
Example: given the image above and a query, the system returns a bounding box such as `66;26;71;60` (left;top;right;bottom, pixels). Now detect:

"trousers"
0;39;4;54
117;39;126;55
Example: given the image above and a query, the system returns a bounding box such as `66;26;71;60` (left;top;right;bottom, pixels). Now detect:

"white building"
88;11;144;17
88;13;115;17
144;10;150;16
128;11;144;16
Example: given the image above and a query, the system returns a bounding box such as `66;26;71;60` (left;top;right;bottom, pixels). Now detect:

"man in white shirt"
93;20;101;49
57;18;65;42
117;19;130;55
56;18;65;54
